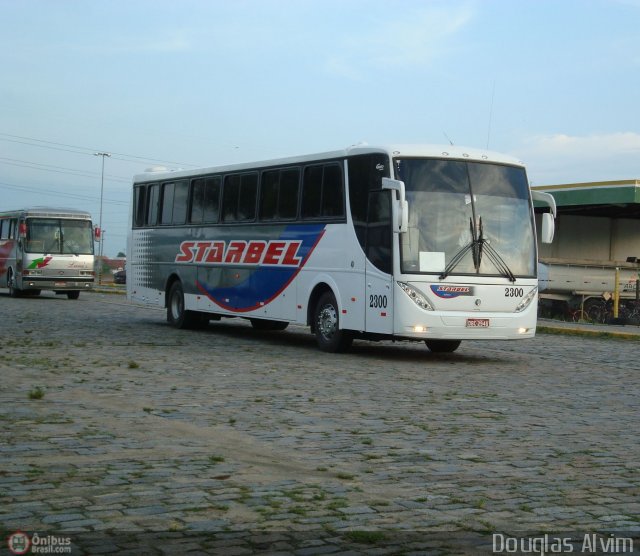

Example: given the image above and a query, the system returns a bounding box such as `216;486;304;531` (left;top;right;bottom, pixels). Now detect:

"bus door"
365;190;394;334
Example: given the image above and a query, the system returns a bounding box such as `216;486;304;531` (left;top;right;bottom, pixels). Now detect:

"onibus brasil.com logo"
7;531;72;554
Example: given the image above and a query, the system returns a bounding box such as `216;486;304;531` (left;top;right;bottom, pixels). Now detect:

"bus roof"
133;144;525;184
0;207;93;220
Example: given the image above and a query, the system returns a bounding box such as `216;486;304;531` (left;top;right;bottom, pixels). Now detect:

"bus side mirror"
382;178;408;233
541;212;554;244
531;190;556;244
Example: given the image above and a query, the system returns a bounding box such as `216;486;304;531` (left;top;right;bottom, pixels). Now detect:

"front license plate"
466;318;490;328
54;282;66;287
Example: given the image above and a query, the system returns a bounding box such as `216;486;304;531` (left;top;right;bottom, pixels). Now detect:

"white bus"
0;207;95;299
127;144;555;352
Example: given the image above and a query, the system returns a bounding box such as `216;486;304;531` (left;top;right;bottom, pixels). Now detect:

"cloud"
323;3;475;79
515;132;640;184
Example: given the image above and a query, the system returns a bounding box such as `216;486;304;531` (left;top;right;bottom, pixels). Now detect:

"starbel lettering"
175;240;303;267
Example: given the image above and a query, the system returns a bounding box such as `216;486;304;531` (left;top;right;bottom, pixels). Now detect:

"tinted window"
301;166;323;218
322;164;344;217
302;164;344;219
160;182;175;225
203;176;221;222
134;186;146;228
260;170;279;220
190;178;205;223
260;168;300;221
191;176;221;223
172;180;188;225
146;184;159;226
223;173;258;222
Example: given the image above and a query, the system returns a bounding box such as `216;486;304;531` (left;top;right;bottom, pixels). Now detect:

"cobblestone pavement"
1;292;639;555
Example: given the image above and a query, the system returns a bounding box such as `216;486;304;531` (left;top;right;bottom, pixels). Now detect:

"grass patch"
28;387;45;400
343;530;386;544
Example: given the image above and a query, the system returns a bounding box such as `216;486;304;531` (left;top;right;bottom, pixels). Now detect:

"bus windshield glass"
395;158;536;278
26;218;94;255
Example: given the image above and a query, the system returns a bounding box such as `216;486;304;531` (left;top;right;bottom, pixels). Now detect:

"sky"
1;0;639;257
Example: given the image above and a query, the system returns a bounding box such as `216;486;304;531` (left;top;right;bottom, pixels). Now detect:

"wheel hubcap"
171;293;183;320
317;304;337;339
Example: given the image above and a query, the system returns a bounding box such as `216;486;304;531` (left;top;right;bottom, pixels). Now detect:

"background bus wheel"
314;291;352;353
67;291;80;300
167;281;204;329
7;270;22;298
425;339;461;353
250;319;289;331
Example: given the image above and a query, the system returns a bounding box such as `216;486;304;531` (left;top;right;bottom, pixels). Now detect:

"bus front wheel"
7;269;22;298
167;281;205;329
425;339;461;353
314;291;353;353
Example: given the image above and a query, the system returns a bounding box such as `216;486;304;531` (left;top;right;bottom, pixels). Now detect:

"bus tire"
250;319;289;331
314;291;353;353
7;269;22;298
67;291;80;300
425;339;461;353
167;281;203;329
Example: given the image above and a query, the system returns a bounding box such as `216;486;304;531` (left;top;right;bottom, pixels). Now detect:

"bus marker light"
518;327;529;334
342;309;347;314
413;326;427;333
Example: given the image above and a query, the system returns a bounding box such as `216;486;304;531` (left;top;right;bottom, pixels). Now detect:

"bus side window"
223;173;257;222
146;184;160;226
134;186;146;228
203;176;221;223
321;164;344;218
172;180;188;225
302;164;344;219
301;166;323;218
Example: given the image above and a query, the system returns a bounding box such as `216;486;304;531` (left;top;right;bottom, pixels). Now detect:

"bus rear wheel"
314;291;352;352
167;281;205;329
425;339;461;353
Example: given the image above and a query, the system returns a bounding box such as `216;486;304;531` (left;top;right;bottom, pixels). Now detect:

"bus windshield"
396;158;536;278
26;218;94;255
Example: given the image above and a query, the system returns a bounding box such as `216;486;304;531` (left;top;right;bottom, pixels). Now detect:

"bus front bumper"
21;277;94;291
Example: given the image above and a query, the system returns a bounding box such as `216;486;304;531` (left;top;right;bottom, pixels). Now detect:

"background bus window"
301;166;323;218
160;182;175;225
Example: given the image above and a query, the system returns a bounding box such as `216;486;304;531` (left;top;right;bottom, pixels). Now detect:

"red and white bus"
127;144;555;352
0;207;95;299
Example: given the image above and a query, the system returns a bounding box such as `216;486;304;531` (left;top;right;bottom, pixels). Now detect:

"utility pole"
94;152;111;285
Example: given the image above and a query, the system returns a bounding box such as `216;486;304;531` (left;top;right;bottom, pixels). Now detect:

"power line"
0;180;128;205
0;132;202;168
0;156;131;183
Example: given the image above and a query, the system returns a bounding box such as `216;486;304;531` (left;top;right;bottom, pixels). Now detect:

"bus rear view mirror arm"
382;177;409;233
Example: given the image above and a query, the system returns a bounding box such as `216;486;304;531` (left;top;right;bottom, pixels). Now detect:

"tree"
117;251;126;258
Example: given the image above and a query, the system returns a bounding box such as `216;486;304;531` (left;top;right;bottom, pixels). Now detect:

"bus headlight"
397;281;434;311
515;287;537;312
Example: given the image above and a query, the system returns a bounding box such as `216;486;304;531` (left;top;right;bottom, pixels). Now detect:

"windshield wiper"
439;218;476;280
476;217;516;282
439;217;516;282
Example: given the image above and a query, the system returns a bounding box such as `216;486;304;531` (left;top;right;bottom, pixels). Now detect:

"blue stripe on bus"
195;224;326;312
